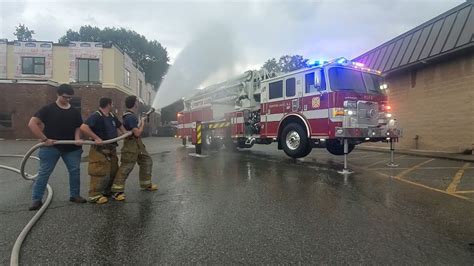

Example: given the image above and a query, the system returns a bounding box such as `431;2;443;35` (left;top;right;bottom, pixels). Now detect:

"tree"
262;58;280;73
59;26;169;89
261;55;310;73
278;55;309;72
14;24;35;41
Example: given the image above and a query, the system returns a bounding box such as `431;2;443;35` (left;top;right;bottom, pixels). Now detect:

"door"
284;77;300;114
302;69;329;136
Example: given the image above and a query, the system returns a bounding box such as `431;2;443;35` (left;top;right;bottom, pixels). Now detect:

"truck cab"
259;58;401;158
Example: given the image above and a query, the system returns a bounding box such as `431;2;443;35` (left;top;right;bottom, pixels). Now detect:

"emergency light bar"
309;57;382;75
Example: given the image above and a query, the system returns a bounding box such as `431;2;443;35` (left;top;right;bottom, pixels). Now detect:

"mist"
152;23;239;110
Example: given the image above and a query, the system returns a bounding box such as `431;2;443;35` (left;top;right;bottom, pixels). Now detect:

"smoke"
152;23;238;110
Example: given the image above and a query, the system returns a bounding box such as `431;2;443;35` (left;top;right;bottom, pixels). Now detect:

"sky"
0;0;467;105
0;0;465;66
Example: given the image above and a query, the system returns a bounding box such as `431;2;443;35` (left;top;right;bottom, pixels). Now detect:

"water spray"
152;23;238;110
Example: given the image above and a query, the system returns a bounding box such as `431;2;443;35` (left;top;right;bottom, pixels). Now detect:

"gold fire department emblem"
312;97;320;108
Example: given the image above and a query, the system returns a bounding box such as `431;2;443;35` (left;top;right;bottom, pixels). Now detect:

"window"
138;79;143;97
22;57;45;75
362;72;385;94
77;59;99;82
0;113;12;129
305;69;325;93
70;97;81;114
329;67;383;94
269;80;283;99
125;69;131;87
285;78;296;97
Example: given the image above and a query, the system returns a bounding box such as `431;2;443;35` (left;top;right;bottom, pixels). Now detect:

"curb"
357;146;474;163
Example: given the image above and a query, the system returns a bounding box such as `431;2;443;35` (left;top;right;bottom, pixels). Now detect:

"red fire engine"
177;58;401;161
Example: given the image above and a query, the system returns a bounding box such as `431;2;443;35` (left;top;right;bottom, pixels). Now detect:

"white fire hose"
0;108;155;266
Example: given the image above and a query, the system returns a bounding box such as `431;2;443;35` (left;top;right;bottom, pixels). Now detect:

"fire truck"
177;58;401;159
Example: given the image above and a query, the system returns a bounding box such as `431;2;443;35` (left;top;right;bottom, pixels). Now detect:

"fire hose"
0;108;155;266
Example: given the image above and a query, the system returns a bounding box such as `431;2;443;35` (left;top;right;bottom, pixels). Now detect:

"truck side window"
305;70;325;93
305;72;315;93
269;80;283;99
286;78;295;97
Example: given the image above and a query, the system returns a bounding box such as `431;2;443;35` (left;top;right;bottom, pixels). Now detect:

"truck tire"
326;139;355;155
182;137;187;146
300;143;313;157
281;123;310;158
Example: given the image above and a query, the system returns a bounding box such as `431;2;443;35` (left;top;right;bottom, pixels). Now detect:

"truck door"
284;77;300;114
302;68;329;136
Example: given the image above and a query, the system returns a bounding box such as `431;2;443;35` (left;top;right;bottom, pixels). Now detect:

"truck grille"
357;101;379;127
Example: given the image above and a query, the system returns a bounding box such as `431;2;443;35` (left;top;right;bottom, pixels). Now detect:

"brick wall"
386;51;473;153
0;83;159;139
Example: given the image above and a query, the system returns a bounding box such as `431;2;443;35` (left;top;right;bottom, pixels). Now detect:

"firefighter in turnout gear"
80;98;127;204
111;95;158;201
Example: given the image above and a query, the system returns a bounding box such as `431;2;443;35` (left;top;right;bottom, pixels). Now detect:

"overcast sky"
0;0;466;71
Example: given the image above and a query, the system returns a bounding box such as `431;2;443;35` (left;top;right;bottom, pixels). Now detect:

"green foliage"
59;26;169;89
261;58;279;73
262;54;310;73
14;24;35;41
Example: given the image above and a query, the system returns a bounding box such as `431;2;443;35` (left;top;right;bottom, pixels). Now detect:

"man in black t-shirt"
27;84;86;211
80;97;127;204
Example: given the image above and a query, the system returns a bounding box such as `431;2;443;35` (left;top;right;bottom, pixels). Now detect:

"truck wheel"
281;123;310;158
300;143;313;157
182;137;187;146
326;139;355;155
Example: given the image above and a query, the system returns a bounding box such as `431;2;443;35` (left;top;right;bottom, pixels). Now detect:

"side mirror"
315;76;323;91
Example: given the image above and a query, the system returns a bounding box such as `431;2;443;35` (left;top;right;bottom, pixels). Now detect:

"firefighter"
80;97;127;204
111;95;158;201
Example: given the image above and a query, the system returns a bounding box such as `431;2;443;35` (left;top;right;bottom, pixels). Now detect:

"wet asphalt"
0;137;473;264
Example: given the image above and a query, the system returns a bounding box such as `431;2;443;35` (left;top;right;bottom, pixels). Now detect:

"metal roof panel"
367;50;379;69
380;42;395;71
457;6;473;46
409;24;433;63
419;19;444;60
385;38;404;71
374;46;388;70
353;2;473;74
400;30;422;66
393;35;412;68
430;13;457;56
442;5;471;52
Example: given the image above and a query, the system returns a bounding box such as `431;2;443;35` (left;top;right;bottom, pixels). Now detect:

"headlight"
345;110;357;116
386;113;392;118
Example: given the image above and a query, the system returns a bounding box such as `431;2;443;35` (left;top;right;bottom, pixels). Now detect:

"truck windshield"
329;67;385;94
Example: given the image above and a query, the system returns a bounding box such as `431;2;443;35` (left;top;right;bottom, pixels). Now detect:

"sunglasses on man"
62;95;73;100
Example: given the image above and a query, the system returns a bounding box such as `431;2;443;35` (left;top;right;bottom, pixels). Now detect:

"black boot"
29;200;43;211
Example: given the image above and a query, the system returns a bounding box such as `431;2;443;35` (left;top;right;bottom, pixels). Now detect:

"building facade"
354;1;473;153
0;40;158;139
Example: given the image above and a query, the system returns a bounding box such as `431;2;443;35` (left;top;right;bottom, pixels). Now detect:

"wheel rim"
285;130;301;151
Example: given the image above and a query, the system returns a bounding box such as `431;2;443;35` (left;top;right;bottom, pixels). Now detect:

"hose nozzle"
145;108;156;116
144;108;156;123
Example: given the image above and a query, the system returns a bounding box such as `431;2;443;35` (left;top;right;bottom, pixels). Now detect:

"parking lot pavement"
1;138;473;264
345;150;474;202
